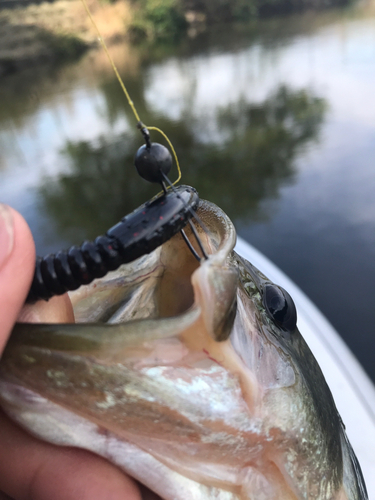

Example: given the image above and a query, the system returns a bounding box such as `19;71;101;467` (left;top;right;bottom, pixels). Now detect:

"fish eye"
262;284;297;332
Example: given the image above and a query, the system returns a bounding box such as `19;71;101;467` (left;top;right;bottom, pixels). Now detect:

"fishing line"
80;0;181;185
80;0;209;263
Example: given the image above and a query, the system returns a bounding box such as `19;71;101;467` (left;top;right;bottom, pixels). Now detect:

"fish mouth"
70;200;238;330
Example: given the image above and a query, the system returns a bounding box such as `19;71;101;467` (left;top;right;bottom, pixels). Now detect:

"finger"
0;206;35;353
0;409;141;500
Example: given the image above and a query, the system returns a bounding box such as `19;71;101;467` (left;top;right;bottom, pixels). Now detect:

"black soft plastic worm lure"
26;184;199;303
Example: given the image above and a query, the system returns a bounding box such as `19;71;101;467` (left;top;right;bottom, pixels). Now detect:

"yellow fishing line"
147;127;181;184
80;0;181;185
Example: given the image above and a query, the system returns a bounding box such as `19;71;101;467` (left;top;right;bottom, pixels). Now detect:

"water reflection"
40;84;325;242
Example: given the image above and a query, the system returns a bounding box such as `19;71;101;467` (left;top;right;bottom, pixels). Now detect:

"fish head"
0;201;366;500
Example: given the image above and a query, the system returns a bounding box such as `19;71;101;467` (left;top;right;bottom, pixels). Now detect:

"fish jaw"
0;201;365;500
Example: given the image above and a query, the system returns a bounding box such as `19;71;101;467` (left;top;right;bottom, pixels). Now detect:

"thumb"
0;204;35;354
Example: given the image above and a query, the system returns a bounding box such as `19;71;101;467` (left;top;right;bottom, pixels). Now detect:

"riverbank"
0;0;132;75
0;0;362;76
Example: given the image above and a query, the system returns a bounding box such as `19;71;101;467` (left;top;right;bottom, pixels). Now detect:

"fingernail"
0;204;14;268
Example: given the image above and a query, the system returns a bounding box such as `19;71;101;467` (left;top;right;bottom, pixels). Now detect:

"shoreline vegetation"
0;0;354;76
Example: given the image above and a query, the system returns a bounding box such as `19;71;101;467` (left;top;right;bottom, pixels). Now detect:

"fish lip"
194;200;237;265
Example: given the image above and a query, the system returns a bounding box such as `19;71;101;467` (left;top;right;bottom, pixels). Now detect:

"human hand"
0;205;159;500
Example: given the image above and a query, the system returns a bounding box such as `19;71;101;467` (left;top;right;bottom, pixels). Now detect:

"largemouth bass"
0;200;368;500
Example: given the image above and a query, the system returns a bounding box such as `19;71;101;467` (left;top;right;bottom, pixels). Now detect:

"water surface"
0;4;374;381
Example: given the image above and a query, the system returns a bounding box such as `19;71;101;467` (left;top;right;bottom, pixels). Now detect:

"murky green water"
0;4;374;381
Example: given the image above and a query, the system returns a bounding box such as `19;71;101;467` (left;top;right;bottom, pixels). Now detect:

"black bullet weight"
134;142;173;184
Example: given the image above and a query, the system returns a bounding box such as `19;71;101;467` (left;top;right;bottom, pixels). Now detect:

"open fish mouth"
0;201;367;500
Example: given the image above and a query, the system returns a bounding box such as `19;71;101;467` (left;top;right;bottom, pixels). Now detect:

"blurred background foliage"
129;0;353;40
128;0;187;41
